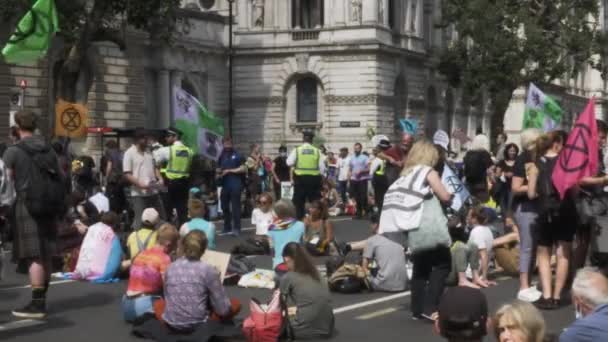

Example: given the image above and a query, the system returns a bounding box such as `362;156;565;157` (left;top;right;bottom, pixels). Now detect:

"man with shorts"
5;110;63;318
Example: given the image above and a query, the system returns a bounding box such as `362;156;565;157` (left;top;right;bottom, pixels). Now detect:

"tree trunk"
489;87;515;143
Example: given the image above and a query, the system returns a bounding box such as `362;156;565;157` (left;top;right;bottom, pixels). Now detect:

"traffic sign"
19;79;27;89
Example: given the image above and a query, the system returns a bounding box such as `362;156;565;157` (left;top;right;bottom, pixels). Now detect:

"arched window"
292;0;324;29
297;77;318;122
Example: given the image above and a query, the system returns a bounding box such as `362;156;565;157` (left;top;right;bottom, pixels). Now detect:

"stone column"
237;0;249;29
265;0;273;28
170;70;183;124
362;0;379;24
333;0;345;26
157;69;171;128
381;0;389;26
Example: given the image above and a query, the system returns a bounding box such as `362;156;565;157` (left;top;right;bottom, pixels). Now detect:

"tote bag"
408;195;452;254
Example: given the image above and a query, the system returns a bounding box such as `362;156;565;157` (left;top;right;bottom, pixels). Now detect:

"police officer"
156;127;193;226
371;139;390;213
287;130;326;219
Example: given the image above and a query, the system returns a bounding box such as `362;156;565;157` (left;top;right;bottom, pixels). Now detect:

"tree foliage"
438;0;601;130
1;0;182;102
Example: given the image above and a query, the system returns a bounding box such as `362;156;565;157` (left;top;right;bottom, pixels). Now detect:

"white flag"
441;165;470;211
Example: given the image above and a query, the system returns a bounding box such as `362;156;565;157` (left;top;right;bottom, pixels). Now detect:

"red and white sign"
19;79;27;89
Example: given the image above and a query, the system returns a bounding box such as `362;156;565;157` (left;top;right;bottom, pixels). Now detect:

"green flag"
1;0;59;64
523;83;563;132
172;86;225;159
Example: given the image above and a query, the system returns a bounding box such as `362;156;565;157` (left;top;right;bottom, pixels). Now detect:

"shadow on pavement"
0;316;74;339
47;291;115;315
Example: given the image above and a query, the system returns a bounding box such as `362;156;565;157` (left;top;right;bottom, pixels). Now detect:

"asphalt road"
0;217;576;342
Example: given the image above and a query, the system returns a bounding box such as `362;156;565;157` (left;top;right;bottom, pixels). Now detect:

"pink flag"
552;98;599;199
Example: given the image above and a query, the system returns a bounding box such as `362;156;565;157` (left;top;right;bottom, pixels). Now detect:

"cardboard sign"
281;182;293;200
201;250;231;282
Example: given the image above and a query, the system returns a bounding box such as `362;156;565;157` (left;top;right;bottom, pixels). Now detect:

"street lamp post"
228;0;234;137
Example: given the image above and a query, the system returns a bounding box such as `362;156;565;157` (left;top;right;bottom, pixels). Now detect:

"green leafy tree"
438;0;600;132
1;0;182;103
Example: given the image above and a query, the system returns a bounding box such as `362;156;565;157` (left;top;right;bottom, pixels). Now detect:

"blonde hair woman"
494;300;546;342
383;140;453;320
511;128;543;302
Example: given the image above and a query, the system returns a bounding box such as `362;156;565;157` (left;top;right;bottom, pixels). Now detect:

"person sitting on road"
121;224;179;323
560;267;608;342
434;286;490;342
267;200;305;271
446;222;488;289
124;208;160;269
493;300;546;342
492;216;520;277
467;206;496;286
161;230;241;332
179;199;216;250
280;242;335;340
251;192;274;243
341;214;408;292
303;200;336;256
321;180;342;217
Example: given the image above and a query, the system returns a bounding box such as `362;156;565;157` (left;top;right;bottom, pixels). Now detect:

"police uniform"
287;134;326;219
158;140;193;225
372;158;388;212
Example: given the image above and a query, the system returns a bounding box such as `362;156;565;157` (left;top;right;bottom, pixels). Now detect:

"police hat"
167;127;182;137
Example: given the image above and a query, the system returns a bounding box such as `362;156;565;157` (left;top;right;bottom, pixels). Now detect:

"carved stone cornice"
324;94;395;107
236;96;285;106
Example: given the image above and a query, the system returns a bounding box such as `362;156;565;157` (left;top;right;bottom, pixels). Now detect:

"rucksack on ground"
242;290;283;342
17;144;66;218
328;264;370;294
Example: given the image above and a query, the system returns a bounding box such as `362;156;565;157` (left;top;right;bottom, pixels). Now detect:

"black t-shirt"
273;156;290;182
512;151;538;212
463;150;493;185
497;159;515;188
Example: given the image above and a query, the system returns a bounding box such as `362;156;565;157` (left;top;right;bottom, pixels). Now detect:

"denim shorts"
121;294;159;322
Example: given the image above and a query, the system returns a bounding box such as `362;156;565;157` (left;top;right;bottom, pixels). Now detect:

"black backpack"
537;156;561;213
17;144;67;218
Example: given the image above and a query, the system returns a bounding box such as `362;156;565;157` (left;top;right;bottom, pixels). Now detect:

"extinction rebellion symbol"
559;123;591;173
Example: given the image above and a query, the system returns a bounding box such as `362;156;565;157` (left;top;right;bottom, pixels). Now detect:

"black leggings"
411;246;452;316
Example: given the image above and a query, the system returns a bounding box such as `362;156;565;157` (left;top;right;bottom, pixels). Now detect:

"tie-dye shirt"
126;246;170;296
162;257;231;330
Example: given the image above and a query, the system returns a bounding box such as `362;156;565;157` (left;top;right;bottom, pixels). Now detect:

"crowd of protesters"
4;108;608;341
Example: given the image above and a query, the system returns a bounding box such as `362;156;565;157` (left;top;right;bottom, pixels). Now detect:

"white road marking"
0;319;45;332
355;307;399;320
0;279;75;291
333;291;411;314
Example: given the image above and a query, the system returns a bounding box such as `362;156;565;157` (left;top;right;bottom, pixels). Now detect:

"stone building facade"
2;0;607;155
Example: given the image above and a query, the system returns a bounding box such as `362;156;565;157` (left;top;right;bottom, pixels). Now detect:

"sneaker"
517;287;542;302
534;297;558;311
12;301;46;319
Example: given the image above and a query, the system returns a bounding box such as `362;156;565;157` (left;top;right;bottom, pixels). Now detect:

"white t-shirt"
251;208;273;236
469;225;494;253
337;157;350;181
123;145;158;197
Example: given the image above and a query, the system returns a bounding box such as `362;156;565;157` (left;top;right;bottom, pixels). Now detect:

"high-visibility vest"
165;144;192;180
294;144;321;176
375;160;385;176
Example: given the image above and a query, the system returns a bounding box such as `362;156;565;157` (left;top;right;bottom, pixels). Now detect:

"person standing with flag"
287;131;325;220
155;127;193;227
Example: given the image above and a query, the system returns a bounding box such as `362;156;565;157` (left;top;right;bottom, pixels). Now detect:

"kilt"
12;195;58;261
